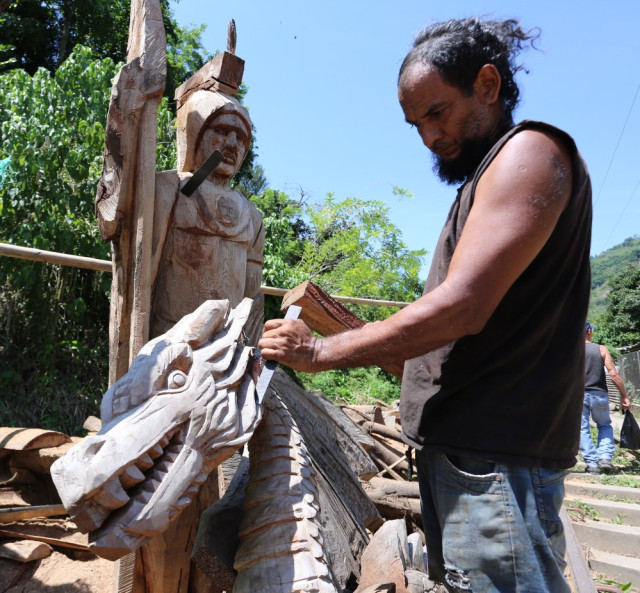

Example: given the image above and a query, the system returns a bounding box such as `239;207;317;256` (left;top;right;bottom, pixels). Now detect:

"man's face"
195;112;250;180
398;62;497;184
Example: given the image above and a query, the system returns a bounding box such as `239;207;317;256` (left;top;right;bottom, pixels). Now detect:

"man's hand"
259;318;324;373
622;394;632;411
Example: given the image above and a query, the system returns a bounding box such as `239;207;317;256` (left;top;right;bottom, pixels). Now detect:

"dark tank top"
585;342;607;392
400;121;592;469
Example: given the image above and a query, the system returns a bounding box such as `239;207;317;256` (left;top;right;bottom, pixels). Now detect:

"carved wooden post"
95;0;166;384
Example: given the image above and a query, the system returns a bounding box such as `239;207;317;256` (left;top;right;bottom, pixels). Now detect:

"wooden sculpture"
50;298;261;561
233;392;338;593
51;298;362;592
95;0;264;386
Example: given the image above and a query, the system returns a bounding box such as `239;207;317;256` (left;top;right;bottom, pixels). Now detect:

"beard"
432;133;496;185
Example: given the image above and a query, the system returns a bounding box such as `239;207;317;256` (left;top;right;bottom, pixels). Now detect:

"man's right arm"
600;344;631;410
260;130;573;372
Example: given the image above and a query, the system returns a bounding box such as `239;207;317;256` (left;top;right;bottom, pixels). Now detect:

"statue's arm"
94;0;167;242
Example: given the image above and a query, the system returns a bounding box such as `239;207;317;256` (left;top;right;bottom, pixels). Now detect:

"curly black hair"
399;18;540;121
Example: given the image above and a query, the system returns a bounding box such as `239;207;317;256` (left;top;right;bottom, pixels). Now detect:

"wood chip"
0;539;53;562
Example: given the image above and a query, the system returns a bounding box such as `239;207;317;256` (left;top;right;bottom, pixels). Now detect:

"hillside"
589;235;640;317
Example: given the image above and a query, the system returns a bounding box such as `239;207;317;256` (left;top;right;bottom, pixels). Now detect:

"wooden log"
362;421;405;444
0;428;70;451
343;405;378;418
369;451;406;483
0;504;66;523
354;519;409;593
368;477;421;499
191;455;250;592
371;440;410;476
362;480;422;527
281;281;405;379
9;440;78;475
0;539;53;562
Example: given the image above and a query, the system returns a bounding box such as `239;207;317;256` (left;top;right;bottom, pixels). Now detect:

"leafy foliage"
251;188;425;402
589;236;640;317
0;0;211;101
298;194;424;322
594;264;640;350
0;46;177;431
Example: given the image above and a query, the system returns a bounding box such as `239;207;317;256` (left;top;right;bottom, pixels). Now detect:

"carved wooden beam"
281;281;405;379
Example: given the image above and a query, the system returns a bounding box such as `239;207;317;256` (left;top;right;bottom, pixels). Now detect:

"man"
260;18;591;592
582;321;631;474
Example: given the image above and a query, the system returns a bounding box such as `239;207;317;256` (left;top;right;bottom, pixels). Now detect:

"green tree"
251;188;425;403
595;264;640;351
299;194;425;321
0;45;177;431
0;0;211;101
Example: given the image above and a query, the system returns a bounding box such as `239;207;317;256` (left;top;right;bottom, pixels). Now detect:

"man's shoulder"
509;120;578;158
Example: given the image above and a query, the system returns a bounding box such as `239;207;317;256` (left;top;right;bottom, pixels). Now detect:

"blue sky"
173;1;640;277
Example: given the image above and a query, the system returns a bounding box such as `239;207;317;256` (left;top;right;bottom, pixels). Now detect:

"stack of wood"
0;423;114;591
342;402;421;526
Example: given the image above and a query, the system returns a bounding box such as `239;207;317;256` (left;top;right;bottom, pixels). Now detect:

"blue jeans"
415;450;569;593
579;390;614;467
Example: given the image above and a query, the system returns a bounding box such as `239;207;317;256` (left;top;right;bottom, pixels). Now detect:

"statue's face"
195;113;250;180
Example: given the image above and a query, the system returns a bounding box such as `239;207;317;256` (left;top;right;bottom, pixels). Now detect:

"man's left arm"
600;344;631;410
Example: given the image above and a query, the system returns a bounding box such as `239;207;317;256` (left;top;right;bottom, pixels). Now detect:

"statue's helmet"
176;91;252;176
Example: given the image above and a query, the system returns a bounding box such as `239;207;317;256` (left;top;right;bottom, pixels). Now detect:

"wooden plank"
272;370;378;482
0;428;70;451
0;529;90;551
361;421;406;445
559;506;598;593
281;281;405;379
0;504;66;524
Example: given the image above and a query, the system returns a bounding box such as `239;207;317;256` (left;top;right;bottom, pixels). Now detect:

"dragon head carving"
51;298;261;560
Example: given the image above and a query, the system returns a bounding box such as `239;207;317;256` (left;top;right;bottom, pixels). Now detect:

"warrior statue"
95;0;264;386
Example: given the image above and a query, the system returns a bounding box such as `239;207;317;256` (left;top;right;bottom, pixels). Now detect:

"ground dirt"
0;550;114;593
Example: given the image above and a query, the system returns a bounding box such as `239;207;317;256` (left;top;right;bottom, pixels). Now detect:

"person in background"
581;321;631;474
